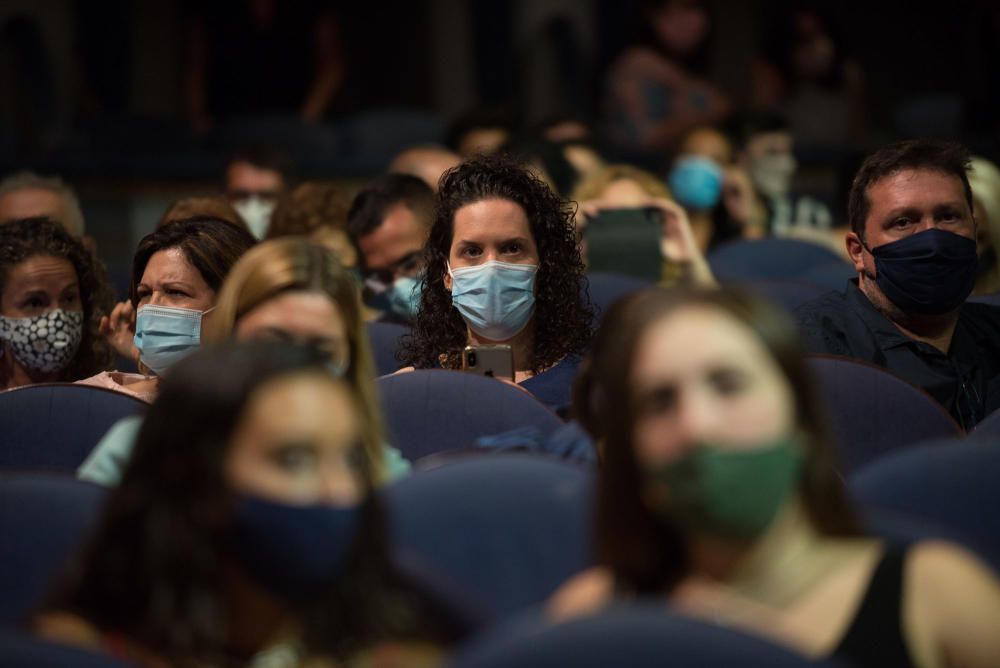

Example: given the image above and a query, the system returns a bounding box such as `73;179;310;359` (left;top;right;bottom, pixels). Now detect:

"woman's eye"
167;289;190;298
640;388;676;416
461;246;482;258
502;242;522;254
270;446;319;473
711;372;748;395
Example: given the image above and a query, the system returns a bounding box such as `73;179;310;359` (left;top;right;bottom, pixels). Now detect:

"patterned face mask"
0;309;85;374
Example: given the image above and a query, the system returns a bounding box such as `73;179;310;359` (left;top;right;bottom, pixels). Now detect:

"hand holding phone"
462;345;514;381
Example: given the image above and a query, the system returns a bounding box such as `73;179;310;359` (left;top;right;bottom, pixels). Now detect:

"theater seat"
583;272;651;323
365;321;409;376
708;237;846;283
383;453;594;629
806;355;962;473
969;405;1000;442
849;438;1000;572
376;370;563;462
0;473;108;622
0;383;148;472
449;603;820;667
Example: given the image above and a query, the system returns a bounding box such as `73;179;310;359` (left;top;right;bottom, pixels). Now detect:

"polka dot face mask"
0;309;85;374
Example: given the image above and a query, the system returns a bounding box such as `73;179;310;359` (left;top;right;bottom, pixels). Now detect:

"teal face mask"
641;436;804;541
133;304;208;376
448;260;538;340
387;274;423;322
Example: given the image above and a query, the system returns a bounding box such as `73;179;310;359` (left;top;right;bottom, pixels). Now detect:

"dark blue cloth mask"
868;228;977;315
228;493;361;603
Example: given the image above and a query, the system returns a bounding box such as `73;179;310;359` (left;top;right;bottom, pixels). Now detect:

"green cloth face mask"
641;436;805;541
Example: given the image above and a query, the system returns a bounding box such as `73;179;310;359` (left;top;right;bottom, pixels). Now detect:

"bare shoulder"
547;567;616;621
908;541;999;588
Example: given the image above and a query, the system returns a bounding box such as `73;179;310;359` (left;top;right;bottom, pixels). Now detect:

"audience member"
552;287;1000;666
79;218;256;402
796;140;1000;430
750;5;867;153
40;344;444;666
400;154;594;413
604;0;729;158
733;111;832;236
0;218;113;390
347;174;436;324
266;181;356;268
223;146;292;239
968;156;1000;295
0;172;92;250
79;238;409;486
158;196;248;231
445;109;513;158
387;145;461;192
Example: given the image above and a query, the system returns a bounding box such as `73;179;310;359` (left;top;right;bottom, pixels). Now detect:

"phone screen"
585;207;662;281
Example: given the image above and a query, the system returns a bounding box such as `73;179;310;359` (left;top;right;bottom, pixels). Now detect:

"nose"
319;466;362;507
673;390;719;451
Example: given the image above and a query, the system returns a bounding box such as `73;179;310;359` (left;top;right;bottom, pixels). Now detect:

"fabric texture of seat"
849;438;1000;571
583;272;651;324
447;603;823;668
0;473;108;622
384;453;594;629
970;405;1000;439
741;280;832;313
806;355;962;474
707;237;846;282
0;627;134;667
376;370;563;462
0;383;148;472
366;321;409;377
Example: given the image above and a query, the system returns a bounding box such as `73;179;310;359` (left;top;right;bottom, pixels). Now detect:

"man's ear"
845;231;866;273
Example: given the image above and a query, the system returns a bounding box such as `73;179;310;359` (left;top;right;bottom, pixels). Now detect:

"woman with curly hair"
400;154;594;413
0;218;114;389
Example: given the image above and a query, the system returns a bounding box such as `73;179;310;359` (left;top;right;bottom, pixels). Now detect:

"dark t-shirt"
795;280;1000;430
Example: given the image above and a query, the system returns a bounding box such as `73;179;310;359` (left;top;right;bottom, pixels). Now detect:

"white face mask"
749;154;798;199
0;309;84;374
233;196;276;239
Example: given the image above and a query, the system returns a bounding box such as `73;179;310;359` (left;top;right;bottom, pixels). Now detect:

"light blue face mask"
668;156;723;210
133;304;208;376
448;260;538;340
387;274;423;322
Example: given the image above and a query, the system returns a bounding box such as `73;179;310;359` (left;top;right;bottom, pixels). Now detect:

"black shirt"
795;280;1000;430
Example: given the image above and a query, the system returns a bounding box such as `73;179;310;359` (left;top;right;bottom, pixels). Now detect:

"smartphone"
462;344;514;381
584;206;663;281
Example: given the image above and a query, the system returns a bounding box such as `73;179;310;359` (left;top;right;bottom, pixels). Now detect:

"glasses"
363;252;424;294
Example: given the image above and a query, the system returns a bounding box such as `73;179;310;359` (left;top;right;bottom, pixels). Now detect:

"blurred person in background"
223;146;292;239
0;218;113;390
400;154;594;413
387;145;461;192
604;0;730;161
0;171;94;252
347;174;436;325
749;4;867;155
968;156;1000;296
158;196;248;232
445;109;514;158
553;287;1000;667
80;218;256;402
265;181;358;270
42;344;450;666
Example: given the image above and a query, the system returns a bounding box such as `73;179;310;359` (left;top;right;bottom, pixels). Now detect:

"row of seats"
3;440;998;664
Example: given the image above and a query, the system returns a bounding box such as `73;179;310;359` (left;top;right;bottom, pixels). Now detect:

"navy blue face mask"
866;228;977;315
227;493;362;603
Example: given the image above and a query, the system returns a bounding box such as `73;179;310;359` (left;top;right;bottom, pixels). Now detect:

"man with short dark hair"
347;174;435;323
796;139;1000;429
223;146;292;238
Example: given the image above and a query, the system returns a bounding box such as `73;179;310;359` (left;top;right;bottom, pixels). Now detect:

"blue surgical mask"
228;493;361;603
133;304;208;375
668;156;723;210
866;228;978;314
449;260;538;340
388;274;423;322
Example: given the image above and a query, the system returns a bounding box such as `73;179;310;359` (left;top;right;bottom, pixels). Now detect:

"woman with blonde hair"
79;238;408;486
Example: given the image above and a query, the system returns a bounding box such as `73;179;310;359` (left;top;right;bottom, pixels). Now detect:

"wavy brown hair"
573;287;862;594
400;154;594;372
0;217;114;380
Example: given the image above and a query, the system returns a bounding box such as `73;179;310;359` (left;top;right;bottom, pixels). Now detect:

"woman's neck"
223;564;297;661
467;319;536;373
686;501;831;607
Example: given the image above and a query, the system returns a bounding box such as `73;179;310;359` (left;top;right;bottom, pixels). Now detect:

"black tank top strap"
832;546;915;668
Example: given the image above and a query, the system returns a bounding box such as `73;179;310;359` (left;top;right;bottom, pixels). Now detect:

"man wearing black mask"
796;139;1000;430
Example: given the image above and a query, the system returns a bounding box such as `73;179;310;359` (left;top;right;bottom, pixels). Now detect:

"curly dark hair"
400;154;594;373
0;217;114;380
42;343;448;664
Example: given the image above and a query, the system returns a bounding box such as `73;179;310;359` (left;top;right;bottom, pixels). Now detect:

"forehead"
141;247;201;283
600;178;651;205
452;198;532;241
631;306;780;386
864;169;968;221
6;254;77;289
357;202;425;268
226;162;283;190
682;130;731;161
0;188;66;222
238;291;347;338
241;373;360;440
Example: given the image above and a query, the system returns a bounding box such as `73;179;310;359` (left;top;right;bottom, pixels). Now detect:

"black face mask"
866;228;977;315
